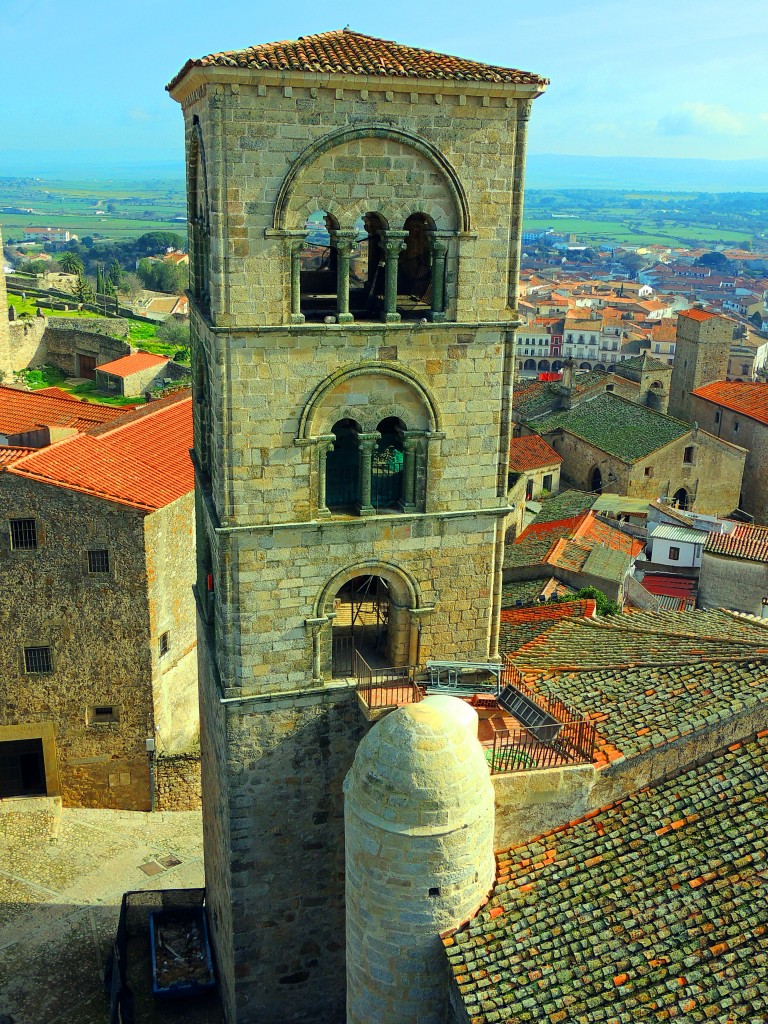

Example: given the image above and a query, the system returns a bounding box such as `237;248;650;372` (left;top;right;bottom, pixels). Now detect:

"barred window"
24;646;53;674
88;549;110;574
10;518;37;550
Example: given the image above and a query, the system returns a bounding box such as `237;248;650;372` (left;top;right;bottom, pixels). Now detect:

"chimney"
559;358;575;409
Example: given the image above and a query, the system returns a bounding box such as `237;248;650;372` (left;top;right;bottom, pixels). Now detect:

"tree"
695;251;730;271
750;311;764;329
75;273;95;306
157;316;190;348
575;586;620;616
58;252;84;276
135;231;185;257
108;258;122;286
16;260;46;277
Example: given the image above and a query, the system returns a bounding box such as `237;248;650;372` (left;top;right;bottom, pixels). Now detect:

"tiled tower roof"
168;29;548;91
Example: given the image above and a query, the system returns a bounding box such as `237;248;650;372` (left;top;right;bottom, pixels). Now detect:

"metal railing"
488;717;597;775
500;656;583;724
354;650;422;710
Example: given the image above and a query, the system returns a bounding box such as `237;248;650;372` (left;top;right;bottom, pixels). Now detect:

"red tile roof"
34;387;82;402
679;307;719;322
691;380;768;427
0;386;123;435
508;434;562;471
168;29;548;91
705;522;768;564
5;394;194;512
96;352;169;378
0;445;36;465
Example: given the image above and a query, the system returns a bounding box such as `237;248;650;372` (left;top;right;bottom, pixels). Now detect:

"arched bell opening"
372;417;406;511
397;213;435;319
330;574;410;675
326;418;362;511
349;212;388;318
300;210;339;321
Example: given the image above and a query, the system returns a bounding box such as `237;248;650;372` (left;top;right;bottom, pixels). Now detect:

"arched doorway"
673;487;689;510
330;574;410;675
590;466;603;493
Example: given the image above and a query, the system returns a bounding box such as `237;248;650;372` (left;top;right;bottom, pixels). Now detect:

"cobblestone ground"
0;797;205;1024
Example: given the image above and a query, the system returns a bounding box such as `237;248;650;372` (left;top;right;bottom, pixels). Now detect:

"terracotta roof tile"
508;433;561;471
96;352;169;378
5;394;193;512
168;29;548;91
499;599;596;654
679;307;719;322
0;386;123;435
692;380;768;427
705;522;768;564
446;730;768;1023
0;445;36;465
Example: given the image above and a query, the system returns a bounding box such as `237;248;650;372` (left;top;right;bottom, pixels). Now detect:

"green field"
0;211;184;242
521;216;752;248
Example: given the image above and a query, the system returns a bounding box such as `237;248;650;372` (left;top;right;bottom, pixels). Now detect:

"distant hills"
1;150;767;194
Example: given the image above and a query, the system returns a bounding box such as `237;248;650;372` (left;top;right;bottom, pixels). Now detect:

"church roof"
445;728;768;1023
532;392;690;463
167;29;548;91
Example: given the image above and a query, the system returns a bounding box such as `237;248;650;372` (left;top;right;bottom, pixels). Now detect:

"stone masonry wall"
45;321;130;377
177;77;530;329
690;395;768;523
145;492;200;754
8;318;47;371
668;313;731;423
222;684;365;1024
155;751;202;811
0;475;154;809
549;426;744;516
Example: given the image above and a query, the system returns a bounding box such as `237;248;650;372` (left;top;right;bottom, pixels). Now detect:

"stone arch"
315;559;420;619
523;359;536;372
590;465;603;493
673;487;689;510
274;124;470;232
579;361;591;370
298;362;440;439
538;359;551;372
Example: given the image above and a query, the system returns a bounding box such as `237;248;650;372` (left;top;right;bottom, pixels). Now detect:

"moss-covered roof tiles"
445;731;768;1023
532;392;690;463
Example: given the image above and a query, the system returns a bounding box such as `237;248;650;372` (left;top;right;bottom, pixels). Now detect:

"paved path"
0;798;204;1024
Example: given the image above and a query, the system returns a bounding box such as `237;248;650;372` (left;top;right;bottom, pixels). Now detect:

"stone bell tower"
168;29;546;1024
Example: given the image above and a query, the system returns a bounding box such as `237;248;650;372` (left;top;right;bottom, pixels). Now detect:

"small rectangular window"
683;446;694;465
159;632;170;657
668;546;681;561
644;466;653;477
88;549;110;574
89;705;119;725
10;518;37;550
24;645;53;673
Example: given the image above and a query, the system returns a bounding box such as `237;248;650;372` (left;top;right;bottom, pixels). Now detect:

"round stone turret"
344;695;495;1024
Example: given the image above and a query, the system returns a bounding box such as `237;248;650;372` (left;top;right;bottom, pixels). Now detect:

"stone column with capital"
428;235;448;322
379;231;408;323
399;433;421;512
289;238;306;323
357;433;380;516
315;434;335;515
331;232;357;323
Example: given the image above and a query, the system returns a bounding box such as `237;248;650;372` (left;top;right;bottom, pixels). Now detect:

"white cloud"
656;103;754;139
128;108;152;123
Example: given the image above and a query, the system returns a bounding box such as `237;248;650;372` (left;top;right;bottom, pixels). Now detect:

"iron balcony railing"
353;650;422;710
487;718;597;775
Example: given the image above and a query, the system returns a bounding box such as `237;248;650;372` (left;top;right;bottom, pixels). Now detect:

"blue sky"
1;0;766;173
